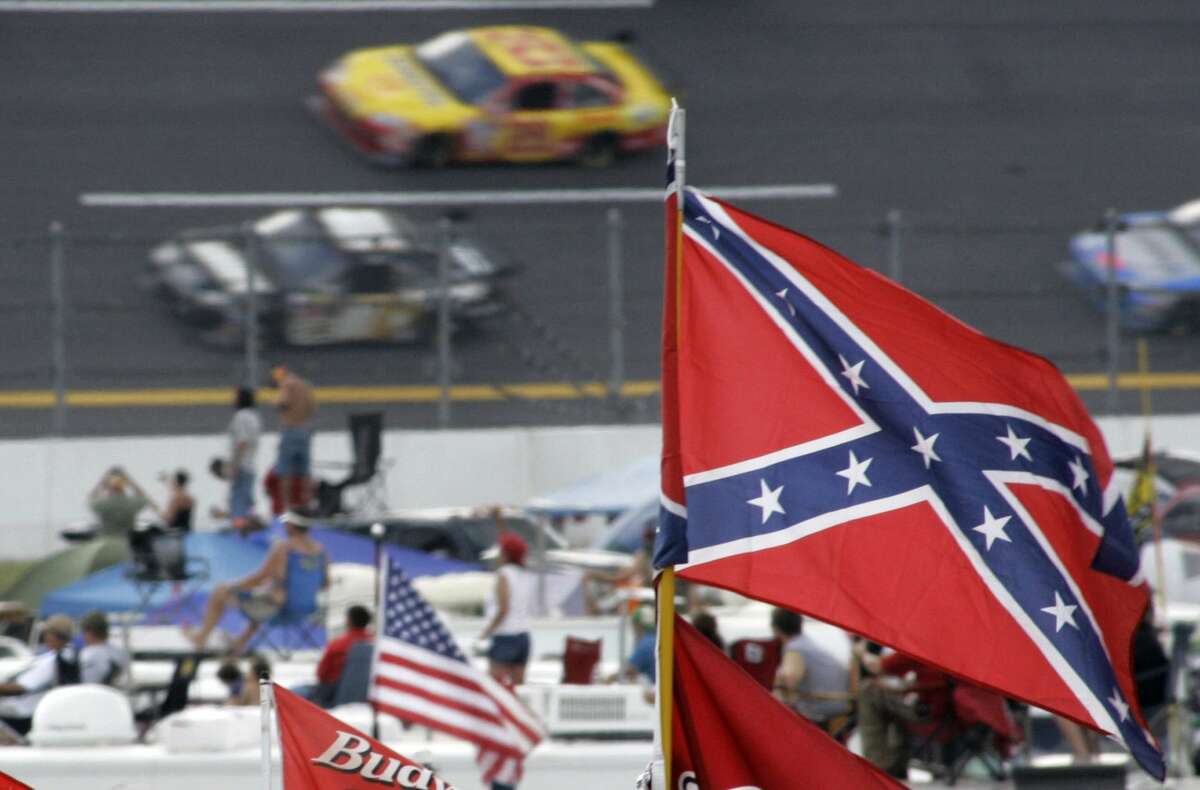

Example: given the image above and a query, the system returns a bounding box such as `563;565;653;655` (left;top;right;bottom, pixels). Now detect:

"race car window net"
258;212;348;289
416;35;506;106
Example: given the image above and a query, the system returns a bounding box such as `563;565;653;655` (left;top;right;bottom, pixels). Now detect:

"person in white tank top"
480;531;538;686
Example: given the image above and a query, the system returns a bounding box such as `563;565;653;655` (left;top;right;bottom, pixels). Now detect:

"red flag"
0;770;33;790
273;683;458;790
671;614;903;789
655;186;1163;777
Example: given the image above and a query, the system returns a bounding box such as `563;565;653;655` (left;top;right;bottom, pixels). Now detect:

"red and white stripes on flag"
368;555;544;786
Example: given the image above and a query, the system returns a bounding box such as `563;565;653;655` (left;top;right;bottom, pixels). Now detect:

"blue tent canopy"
41;532;262;618
527;454;660;519
40;524;479;619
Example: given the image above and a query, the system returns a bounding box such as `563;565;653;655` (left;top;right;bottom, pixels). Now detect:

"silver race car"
147;207;509;346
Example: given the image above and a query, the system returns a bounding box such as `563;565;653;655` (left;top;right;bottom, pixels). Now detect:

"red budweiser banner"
0;770;33;790
273;682;458;790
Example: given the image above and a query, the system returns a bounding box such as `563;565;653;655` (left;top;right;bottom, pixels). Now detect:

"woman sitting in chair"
185;514;327;654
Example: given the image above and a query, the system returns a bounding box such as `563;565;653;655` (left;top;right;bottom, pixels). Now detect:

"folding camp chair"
911;679;1020;785
315;413;389;517
240;551;326;659
330;641;375;707
561;637;602;685
729;637;782;691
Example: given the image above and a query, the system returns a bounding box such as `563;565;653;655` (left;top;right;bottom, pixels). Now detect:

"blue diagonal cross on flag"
657;185;1163;778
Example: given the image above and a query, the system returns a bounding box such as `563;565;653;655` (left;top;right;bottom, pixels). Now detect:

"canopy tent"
591;496;658;554
527;454;660;519
3;538;129;613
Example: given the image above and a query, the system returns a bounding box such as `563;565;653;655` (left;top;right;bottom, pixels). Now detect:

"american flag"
656;183;1164;777
369;553;544;786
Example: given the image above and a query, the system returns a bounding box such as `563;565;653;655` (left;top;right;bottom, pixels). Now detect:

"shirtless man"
271;366;317;513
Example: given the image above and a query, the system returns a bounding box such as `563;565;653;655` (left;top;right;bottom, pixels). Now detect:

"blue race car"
1065;199;1200;332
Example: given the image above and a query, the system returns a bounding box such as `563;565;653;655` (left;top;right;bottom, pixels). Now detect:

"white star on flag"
973;506;1013;551
996;424;1033;462
836;450;873;494
1040;591;1079;633
696;216;719;239
746;479;786;524
775;288;796;317
910;427;941;469
1108;688;1130;722
1069;456;1090;494
838;355;869;395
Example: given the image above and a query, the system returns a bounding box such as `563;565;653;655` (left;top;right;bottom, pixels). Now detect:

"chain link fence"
0;204;1190;439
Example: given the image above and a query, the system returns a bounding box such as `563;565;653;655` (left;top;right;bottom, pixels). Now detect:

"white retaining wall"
0;414;1196;560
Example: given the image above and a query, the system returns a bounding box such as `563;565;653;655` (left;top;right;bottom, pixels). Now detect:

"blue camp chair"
241;550;327;658
330;641;375;708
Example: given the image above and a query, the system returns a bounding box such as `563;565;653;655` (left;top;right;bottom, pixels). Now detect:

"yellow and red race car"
311;26;672;167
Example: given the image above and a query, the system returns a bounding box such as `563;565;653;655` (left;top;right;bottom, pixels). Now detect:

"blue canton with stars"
656;187;1161;777
382;553;466;662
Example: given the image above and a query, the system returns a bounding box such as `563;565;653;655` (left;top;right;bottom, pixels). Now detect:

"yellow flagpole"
657;100;686;784
1139;338;1167;615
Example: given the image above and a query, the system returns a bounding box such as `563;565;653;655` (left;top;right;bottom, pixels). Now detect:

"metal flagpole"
656;100;685;786
1104;208;1120;415
371;521;385;740
259;677;274;790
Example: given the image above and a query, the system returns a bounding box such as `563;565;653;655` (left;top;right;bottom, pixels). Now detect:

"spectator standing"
88;467;151;537
79;610;129;686
227;386;262;531
770;608;851;730
480;532;537;687
269;366;316;514
0;615;79;735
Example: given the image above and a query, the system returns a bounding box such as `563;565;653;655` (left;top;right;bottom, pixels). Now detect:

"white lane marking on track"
80;185;839;207
0;0;651;10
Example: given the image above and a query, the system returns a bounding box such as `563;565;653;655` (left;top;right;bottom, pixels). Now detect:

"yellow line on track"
0;372;1197;409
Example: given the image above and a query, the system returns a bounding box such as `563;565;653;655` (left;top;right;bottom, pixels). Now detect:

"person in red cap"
479;516;537;687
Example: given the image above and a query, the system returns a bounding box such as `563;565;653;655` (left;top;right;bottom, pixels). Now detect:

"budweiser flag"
672;614;903;789
0;771;32;790
273;682;456;789
369;552;544;786
656;181;1165;777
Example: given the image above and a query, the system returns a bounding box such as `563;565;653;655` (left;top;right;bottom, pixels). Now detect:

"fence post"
607;207;626;412
1104;208;1120;415
49;221;67;436
886;209;903;283
437;216;453;428
242;222;260;389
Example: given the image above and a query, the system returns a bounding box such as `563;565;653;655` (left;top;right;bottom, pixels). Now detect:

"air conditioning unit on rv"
29;685;137;747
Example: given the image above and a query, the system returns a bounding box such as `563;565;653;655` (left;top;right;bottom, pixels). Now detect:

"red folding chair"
729;638;782;691
562;637;602;685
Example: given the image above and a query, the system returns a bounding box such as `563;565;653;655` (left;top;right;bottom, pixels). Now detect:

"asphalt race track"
2;1;1200;436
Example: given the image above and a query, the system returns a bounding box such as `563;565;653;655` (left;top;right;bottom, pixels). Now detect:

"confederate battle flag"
656;173;1164;777
272;682;457;790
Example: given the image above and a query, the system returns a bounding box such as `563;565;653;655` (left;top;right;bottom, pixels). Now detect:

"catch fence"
0;203;1184;440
